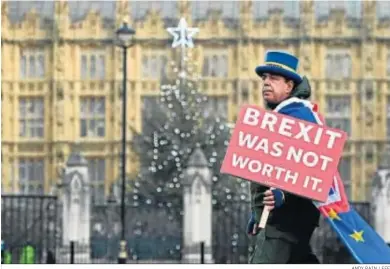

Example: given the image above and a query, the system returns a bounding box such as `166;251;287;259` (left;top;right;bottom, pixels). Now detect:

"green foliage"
130;50;249;213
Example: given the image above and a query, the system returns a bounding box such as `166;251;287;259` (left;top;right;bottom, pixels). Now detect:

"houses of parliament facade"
1;0;390;203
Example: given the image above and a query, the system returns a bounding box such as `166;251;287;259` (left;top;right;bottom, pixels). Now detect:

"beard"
264;100;279;110
262;87;279;110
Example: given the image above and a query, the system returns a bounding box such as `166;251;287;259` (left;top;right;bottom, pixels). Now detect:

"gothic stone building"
2;0;390;203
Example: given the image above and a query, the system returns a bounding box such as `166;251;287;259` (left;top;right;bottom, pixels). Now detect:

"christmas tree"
125;18;251;262
130;19;249;215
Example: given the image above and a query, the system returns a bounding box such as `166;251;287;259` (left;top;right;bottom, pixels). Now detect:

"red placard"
220;105;347;202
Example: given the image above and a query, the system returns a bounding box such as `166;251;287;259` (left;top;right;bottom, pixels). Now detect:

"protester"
1;240;4;264
1;240;12;264
19;242;35;264
46;250;56;264
247;51;320;264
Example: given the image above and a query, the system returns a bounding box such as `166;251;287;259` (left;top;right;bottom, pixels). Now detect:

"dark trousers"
287;244;320;264
249;229;320;264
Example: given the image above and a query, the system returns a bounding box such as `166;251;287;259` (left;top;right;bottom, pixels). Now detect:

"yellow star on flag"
328;208;341;221
350;230;364;242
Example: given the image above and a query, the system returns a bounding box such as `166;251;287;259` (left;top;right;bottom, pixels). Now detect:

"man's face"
261;73;294;105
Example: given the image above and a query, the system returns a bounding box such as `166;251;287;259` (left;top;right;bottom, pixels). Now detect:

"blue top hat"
255;51;302;84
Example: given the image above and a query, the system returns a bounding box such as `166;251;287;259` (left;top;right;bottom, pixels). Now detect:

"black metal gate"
88;200;372;264
1;195;59;264
90;202;183;263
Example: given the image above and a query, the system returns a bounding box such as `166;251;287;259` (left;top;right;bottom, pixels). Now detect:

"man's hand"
262;189;285;210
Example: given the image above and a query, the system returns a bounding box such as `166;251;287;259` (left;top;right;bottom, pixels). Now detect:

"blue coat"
274;97;319;124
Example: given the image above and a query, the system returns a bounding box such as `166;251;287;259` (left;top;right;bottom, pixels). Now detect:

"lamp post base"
118;257;127;264
118;240;128;264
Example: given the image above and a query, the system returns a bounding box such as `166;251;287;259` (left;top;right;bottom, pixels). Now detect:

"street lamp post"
115;20;136;264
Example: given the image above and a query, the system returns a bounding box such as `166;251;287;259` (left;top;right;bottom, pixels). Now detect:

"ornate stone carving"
55;45;65;78
2;2;9;35
1;2;8;18
55;100;64;126
363;0;376;16
240;0;252;15
334;17;343;35
212;12;222;35
178;0;190;17
301;0;314;14
25;9;39;36
239;0;252;32
144;9;164;35
115;0;130;28
362;2;376;34
302;55;311;72
366;58;374;72
365;106;374;127
55;1;69;36
272;19;281;36
240;46;249;72
85;10;100;36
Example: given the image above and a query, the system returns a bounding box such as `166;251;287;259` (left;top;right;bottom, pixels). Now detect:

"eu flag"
327;208;390;263
311;111;390;263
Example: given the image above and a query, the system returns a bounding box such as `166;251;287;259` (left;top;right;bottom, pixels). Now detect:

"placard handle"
258;206;271;229
258;187;275;229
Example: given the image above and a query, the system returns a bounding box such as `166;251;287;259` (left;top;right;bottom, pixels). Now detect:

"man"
247;51;321;264
20;242;35;264
2;240;12;264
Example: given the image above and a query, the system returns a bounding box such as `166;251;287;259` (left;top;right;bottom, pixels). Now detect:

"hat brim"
255;65;302;84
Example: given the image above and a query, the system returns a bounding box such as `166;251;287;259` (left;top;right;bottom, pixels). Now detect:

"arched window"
80;50;105;80
325;96;351;135
81;55;88;79
343;54;352;79
202;52;228;78
325;55;333;78
90;55;96;78
29;55;36;77
211;55;218;77
142;55;149;78
386;97;390;138
326;50;352;80
387;54;390;77
150;55;158;79
202;56;210;77
218;55;228;77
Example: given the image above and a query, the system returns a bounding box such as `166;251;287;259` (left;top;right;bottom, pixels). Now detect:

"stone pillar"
372;146;390;244
182;148;213;263
59;146;91;263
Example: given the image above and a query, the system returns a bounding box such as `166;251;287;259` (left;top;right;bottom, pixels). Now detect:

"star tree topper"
167;18;199;48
